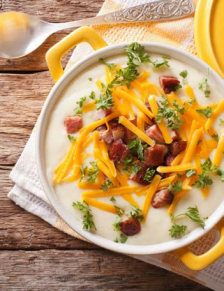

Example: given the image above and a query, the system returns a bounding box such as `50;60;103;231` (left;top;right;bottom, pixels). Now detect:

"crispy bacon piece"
166;154;175;166
110;122;125;141
64;116;83;134
120;217;141;236
132;164;152;185
144;144;166;166
146;124;165;144
108;139;129;162
159;76;180;94
170;140;187;156
97;125;113;144
151;188;174;208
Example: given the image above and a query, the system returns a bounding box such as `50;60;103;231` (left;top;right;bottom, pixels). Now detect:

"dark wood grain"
0;250;207;290
0;0;209;289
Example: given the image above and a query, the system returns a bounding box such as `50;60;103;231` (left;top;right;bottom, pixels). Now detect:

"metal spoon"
0;0;194;59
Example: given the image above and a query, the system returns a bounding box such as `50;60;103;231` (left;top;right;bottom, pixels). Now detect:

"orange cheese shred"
142;175;161;219
213;134;224;167
157;163;196;173
83;198;117;214
119;116;155;146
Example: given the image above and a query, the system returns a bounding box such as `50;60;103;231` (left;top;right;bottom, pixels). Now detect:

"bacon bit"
120;217;141;236
159;76;180;94
151;188;174;208
170;140;187;156
109;139;129;162
64;116;83;134
144;144;167;166
146;124;165;144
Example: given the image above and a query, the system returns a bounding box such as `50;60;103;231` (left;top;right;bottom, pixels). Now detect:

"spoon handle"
50;0;194;31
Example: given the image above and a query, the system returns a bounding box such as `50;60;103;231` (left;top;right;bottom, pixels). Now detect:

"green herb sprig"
73;201;96;231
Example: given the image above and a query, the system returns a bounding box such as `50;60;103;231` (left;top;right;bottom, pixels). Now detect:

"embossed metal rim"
36;42;224;255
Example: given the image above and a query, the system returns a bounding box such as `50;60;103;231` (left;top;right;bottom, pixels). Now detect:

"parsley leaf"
67;135;75;143
86;161;99;183
88;77;92;81
211;134;219;142
199;77;211;98
122;156;140;176
186;169;196;178
113;216;121;231
179;70;188;79
144;168;156;182
99;58;117;70
120;233;128;243
73;96;86;115
169;224;187;238
219;118;224;125
125;42;150;64
168;181;182;193
156;95;183;130
128;138;146;161
89;91;96;100
73;201;96;231
185;206;205;228
116;63;139;88
95;91;113;110
127;205;144;221
196;106;213;118
173;100;185;114
150;57;170;69
101;179;112;192
193;158;213;189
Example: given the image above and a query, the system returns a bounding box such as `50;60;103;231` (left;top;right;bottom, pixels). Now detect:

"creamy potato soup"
45;43;224;245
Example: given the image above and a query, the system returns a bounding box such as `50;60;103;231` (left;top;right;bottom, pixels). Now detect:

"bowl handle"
45;26;107;83
175;218;224;270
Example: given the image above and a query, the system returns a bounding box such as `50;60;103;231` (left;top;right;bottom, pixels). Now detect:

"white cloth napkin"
8;1;224;289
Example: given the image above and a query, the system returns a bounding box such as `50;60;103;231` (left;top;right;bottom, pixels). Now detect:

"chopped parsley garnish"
173;100;185;114
113;216;121;231
67;134;75;143
144;168;156;182
95;89;113;110
116;63;139;88
99;58;117;70
168;181;182;193
88;77;93;81
101;179;112;192
211;134;219;142
150;57;170;69
219;118;224;125
80;161;99;183
128;138;146;161
196;106;213;118
73;201;96;231
199;77;211;98
156;95;183;129
125;42;150;64
73;96;86;115
114;233;128;243
186;169;196;178
89;91;96;99
169;206;206;238
171;206;206;229
128;205;144;221
179;70;188;79
87;161;99;183
169;224;187;238
122;156;140;176
193;158;213;189
110;196;116;203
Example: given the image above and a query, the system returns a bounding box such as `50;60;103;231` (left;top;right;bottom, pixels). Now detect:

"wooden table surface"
0;1;209;289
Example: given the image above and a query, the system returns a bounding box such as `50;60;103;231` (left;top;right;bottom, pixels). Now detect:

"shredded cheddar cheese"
213;134;224;167
205;100;224;132
83;198;118;214
157;163;196;173
142;175;161;219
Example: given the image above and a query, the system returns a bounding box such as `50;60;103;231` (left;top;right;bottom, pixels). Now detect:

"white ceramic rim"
36;42;224;255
